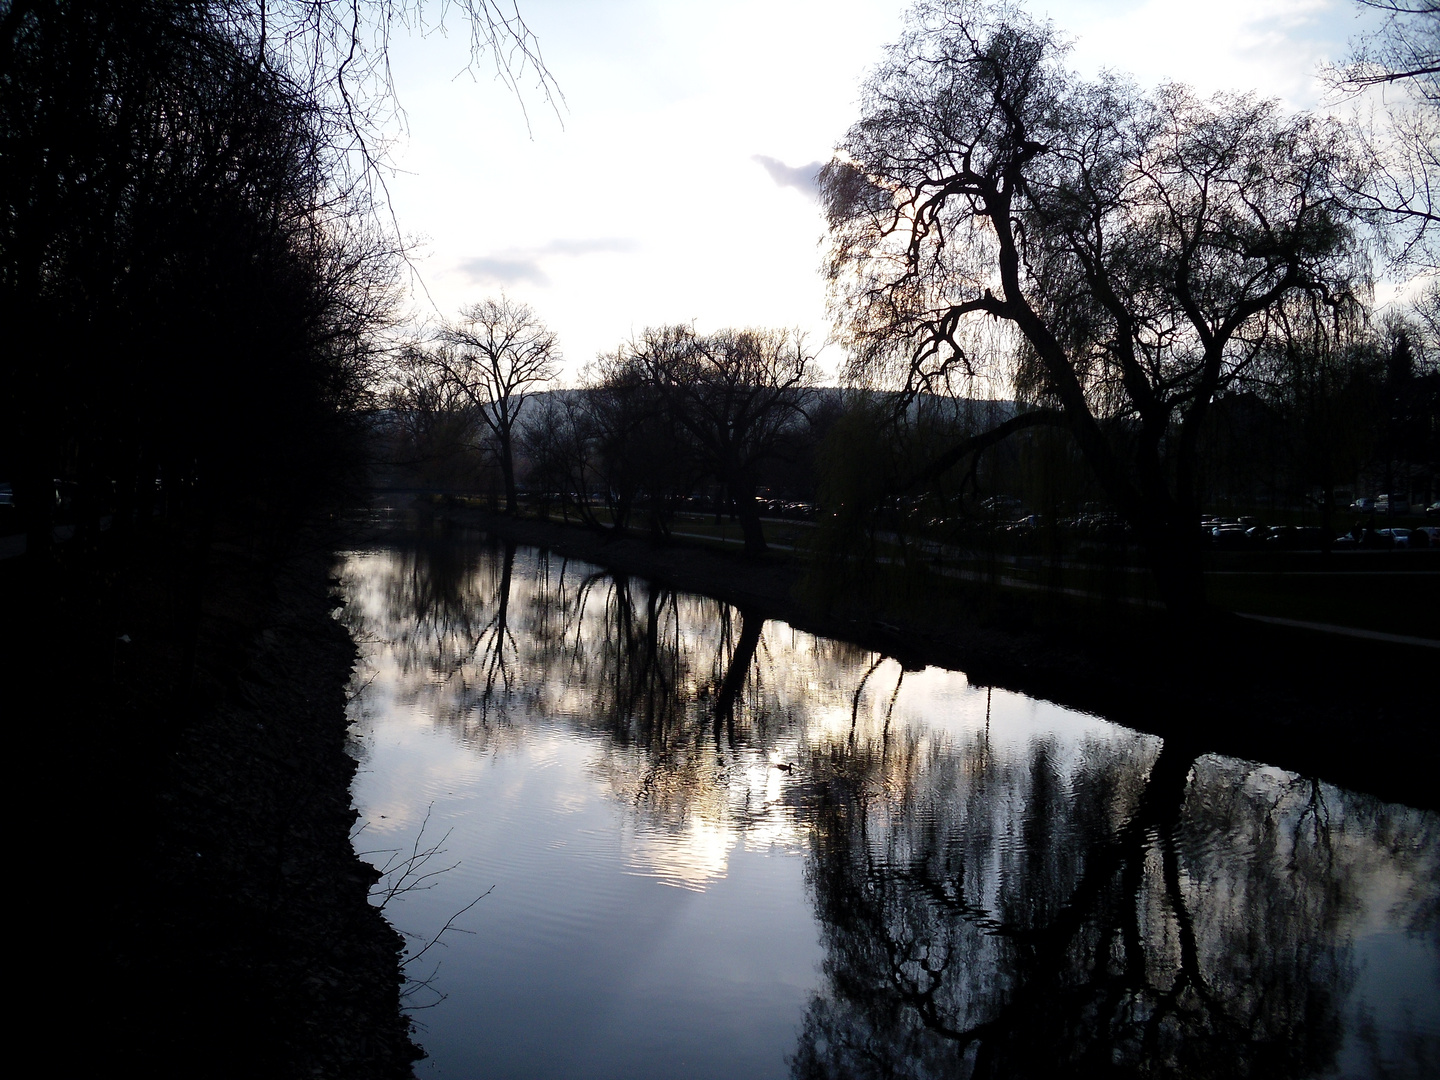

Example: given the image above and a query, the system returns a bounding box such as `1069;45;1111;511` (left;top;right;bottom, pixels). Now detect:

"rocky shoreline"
26;526;421;1079
430;504;1439;812
135;542;421;1077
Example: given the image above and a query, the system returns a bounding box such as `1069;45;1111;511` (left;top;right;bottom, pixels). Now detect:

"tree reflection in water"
341;538;1439;1078
793;733;1438;1080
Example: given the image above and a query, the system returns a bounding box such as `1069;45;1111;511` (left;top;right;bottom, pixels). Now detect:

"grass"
451;495;1439;642
1204;570;1438;639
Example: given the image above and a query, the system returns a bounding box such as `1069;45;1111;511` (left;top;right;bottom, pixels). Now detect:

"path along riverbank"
425;503;1439;813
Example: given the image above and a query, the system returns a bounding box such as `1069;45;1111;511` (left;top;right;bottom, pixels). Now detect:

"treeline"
524;325;820;554
371;0;1439;609
1;6;435;1076
385;313;829;554
2;1;397;564
381;302;1436;562
1204;304;1439;527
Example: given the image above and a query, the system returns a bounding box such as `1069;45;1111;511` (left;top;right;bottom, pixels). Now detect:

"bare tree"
434;296;561;513
1329;1;1440;270
1335;1;1439;99
821;0;1367;614
214;0;563;191
383;343;484;486
626;326;818;555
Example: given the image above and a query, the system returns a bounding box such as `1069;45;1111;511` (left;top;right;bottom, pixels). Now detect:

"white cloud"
457;255;551;287
384;0;1361;378
456;237;641;287
752;155;825;199
540;238;640;257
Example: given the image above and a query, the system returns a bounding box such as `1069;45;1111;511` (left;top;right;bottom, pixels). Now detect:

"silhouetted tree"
383;343;485;487
2;0;558;565
1330;0;1439;269
432;297;561;514
820;0;1368;613
3;2;390;557
518;390;600;523
624;325;818;554
584;349;694;535
518;365;666;535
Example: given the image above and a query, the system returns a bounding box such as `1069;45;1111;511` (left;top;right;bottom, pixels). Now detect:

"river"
340;531;1439;1079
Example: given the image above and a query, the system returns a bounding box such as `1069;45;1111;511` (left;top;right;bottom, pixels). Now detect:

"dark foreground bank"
17;524;419;1079
427;504;1439;813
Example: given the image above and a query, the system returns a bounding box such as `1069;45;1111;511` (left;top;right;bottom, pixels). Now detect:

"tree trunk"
498;427;518;516
1141;521;1206;619
714;608;762;736
734;490;767;555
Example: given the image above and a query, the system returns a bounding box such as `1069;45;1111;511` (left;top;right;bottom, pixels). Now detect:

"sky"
378;0;1373;382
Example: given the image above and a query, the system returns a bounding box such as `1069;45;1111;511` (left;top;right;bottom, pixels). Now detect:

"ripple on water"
343;542;1440;1080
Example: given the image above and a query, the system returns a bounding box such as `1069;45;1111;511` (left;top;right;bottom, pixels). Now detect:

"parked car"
1264;525;1325;549
1376;494;1411;516
1212;525;1251;549
1377;528;1429;548
1351;497;1375;512
1334;526;1394;549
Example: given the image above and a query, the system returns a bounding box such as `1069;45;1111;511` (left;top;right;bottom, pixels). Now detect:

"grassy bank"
440;494;1439;639
420;499;1438;812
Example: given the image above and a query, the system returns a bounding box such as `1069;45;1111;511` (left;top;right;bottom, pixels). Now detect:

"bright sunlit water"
341;532;1439;1080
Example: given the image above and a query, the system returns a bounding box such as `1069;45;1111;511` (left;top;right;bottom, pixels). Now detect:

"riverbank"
427;504;1438;812
17;520;419;1078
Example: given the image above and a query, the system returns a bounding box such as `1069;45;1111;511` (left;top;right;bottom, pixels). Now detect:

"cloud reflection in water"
340;534;1439;1080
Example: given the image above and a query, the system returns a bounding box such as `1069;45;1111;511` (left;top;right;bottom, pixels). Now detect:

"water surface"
342;532;1438;1079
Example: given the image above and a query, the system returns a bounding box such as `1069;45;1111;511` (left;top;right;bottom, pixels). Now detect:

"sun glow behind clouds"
382;0;1359;379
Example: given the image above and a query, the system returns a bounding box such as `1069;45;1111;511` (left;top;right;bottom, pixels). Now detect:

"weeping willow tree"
820;0;1371;614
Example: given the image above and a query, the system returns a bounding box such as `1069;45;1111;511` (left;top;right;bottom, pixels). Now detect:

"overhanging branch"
907;407;1067;488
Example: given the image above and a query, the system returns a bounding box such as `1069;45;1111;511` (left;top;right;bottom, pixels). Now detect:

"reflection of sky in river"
342;539;1439;1080
350;715;822;1077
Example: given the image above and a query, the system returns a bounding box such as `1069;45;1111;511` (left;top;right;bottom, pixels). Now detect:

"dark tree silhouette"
518;371;671;536
383;343;486;487
4;2;387;560
2;0;559;567
820;0;1368;613
623;325;818;554
433;297;562;514
1330;0;1439;269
